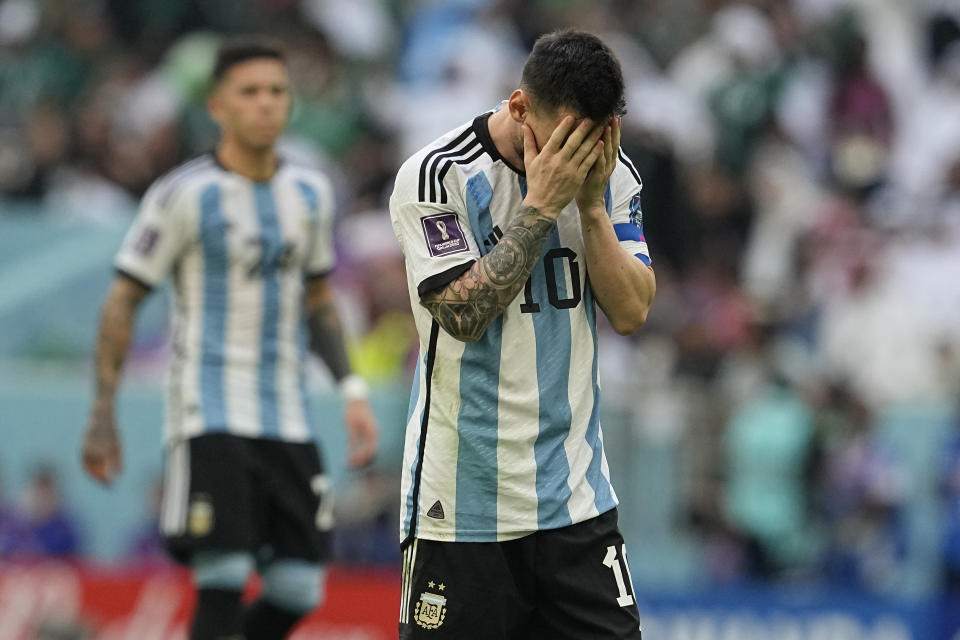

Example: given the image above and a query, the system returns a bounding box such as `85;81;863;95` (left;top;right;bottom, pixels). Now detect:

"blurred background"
1;0;960;637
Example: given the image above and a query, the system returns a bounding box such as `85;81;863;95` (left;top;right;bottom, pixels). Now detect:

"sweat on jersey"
390;111;650;544
114;154;336;444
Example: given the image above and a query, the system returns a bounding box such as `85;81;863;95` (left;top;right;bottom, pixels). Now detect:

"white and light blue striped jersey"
390;111;650;543
114;154;336;444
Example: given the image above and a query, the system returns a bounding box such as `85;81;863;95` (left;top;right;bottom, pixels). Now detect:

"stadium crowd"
2;0;960;598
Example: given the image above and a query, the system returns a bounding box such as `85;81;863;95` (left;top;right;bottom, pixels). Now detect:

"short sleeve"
609;150;651;266
389;161;480;297
300;173;336;277
114;180;193;288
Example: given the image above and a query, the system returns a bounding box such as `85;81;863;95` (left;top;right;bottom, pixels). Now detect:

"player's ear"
286;89;296;122
207;90;224;128
507;89;528;124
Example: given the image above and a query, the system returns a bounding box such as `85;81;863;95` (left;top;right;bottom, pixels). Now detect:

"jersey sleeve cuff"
114;267;155;291
417;260;476;297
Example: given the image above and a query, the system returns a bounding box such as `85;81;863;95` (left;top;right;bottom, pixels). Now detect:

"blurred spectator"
722;374;817;579
940;410;960;591
0;469;31;558
816;383;907;591
21;465;82;558
824;11;893;194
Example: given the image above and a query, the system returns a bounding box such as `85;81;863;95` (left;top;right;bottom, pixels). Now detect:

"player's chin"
242;129;282;151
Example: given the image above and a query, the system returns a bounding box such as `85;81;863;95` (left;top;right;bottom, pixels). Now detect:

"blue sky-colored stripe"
455;319;502;538
296;180;319;214
253;182;283;437
465;173;495;255
296;180;321;436
455;172;500;538
199;184;229;431
583;284;615;512
531;225;573;528
517;174;575;528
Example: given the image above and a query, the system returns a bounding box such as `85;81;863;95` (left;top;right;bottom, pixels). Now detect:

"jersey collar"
472;112;524;176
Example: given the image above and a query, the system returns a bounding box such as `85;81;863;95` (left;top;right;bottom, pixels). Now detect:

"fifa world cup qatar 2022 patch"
421;213;468;257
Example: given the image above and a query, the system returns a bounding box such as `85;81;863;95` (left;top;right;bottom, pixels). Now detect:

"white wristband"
339;374;369;402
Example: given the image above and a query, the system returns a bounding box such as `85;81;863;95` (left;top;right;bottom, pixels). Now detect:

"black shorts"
160;433;332;565
399;508;642;640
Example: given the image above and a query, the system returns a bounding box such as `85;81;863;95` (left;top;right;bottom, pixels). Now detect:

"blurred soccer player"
80;39;378;640
390;29;655;639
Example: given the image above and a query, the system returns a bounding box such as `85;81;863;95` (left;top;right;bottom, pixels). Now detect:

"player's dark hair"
212;38;286;84
520;30;627;122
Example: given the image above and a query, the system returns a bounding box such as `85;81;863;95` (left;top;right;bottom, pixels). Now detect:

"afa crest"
188;494;214;537
414;591;447;629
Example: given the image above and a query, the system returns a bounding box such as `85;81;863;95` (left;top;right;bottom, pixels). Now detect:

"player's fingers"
360;422;379;464
349;435;375;467
562;118;596;158
571;124;604;165
611;116;622;149
84;458;111;485
347;416;376;467
579;139;604;174
541;115;575;154
603;125;615;170
521;124;539;168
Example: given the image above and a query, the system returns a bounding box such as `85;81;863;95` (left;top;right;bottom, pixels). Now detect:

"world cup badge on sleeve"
421;212;468;257
414;590;447;629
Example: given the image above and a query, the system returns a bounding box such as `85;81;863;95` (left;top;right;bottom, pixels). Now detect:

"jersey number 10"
520;248;582;313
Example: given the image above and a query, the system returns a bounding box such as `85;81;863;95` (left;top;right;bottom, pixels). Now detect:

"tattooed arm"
305;277;352;381
421;205;555;341
420;115;606;342
304;277;378;466
82;275;151;485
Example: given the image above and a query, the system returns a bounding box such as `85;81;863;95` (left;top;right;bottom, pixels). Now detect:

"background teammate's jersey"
390;111;650;543
115;154;335;444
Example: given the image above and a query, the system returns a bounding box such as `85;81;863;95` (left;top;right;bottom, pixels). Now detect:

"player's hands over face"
344;399;378;467
82;411;123;486
522;116;605;218
576;117;620;213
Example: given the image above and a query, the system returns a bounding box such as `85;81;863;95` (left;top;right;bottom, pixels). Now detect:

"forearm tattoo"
307;300;352;381
421;205;554;341
93;288;139;412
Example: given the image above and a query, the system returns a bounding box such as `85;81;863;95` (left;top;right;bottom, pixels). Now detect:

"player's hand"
344;399;378;467
576;117;620;213
82;411;123;486
522;116;605;218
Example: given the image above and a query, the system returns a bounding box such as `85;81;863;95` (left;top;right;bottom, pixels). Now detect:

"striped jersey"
390;111;650;543
114;154;336;444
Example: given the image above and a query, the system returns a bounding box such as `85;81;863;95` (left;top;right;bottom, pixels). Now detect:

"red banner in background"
0;563;400;640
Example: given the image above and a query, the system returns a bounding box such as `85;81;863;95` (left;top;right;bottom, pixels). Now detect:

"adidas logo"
426;500;445;519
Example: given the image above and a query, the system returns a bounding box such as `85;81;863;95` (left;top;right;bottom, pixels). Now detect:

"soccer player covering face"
390;30;655;639
80;40;378;640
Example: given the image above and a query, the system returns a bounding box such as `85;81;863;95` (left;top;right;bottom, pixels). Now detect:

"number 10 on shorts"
603;544;636;607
